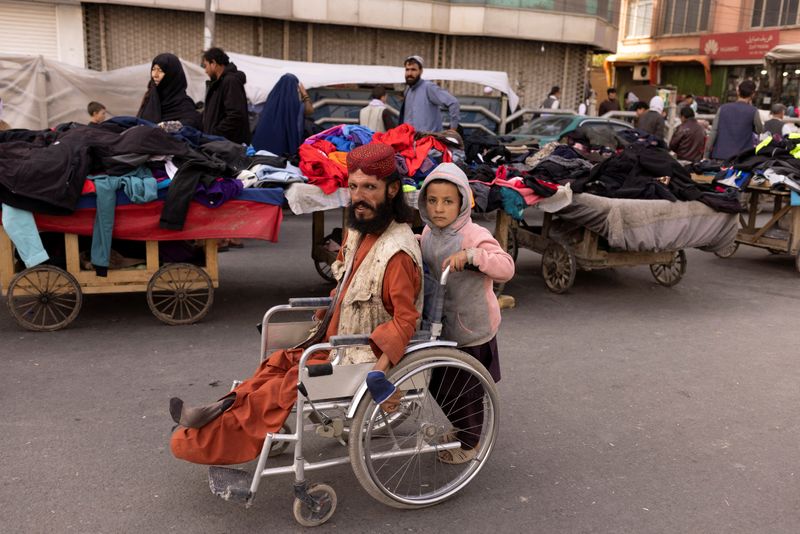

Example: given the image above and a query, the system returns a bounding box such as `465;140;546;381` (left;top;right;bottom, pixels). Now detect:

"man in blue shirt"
399;55;460;132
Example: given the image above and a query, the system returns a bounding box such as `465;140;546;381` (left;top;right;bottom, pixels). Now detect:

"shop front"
699;29;778;108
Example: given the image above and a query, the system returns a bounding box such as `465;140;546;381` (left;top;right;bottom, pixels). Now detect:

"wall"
82;3;593;109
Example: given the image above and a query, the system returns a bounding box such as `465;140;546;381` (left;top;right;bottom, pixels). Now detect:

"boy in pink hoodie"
418;162;515;464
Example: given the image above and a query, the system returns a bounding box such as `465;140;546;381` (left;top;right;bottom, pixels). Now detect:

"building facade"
612;0;800;108
1;0;620;110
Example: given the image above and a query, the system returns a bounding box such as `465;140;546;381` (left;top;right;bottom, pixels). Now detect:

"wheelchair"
205;267;500;527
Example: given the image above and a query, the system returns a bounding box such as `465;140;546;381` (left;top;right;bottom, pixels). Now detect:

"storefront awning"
604;54;711;86
765;44;800;63
650;55;712;86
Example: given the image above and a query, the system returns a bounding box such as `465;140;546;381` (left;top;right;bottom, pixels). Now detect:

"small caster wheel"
541;241;576;293
268;424;291;457
7;265;82;331
293;483;337;527
651;250;687;287
147;263;213;325
714;242;738;259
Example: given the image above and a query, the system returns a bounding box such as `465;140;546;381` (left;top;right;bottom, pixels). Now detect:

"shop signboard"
700;30;780;61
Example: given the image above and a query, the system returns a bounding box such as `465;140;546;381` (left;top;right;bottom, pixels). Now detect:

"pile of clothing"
298;123;457;193
712;135;800;194
0;118;285;275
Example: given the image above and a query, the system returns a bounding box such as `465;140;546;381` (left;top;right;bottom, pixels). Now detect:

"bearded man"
399;55;460;132
169;143;422;465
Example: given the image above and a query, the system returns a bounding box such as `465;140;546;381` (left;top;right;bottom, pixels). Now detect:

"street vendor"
169;143;423;465
399;55;460;132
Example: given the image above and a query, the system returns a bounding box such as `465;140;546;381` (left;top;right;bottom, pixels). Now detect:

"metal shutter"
0;1;58;59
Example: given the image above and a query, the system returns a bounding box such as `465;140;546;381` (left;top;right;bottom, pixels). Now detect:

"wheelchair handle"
289;297;333;308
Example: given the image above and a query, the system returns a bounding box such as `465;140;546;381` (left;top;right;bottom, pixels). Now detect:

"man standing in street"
541;86;561;110
598;88;620;116
360;86;396;133
763;103;794;140
201;47;251;145
705;80;763;161
669;107;706;162
399;55;460;132
638;96;667;140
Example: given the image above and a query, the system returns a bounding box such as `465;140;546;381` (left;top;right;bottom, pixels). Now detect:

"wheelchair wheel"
348;348;499;509
292;483;337;527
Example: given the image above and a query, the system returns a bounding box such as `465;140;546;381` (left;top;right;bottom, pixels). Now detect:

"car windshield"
510;116;574;136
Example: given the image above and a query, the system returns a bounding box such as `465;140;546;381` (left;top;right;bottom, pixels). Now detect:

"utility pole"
204;0;216;51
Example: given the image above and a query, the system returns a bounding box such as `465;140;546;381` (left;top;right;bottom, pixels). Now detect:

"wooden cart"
713;184;800;272
494;210;686;294
0;228;219;331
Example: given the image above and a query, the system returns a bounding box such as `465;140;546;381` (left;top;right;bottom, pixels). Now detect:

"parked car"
502;115;634;148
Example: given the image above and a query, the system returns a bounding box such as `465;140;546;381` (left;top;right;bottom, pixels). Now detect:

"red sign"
699;30;780;60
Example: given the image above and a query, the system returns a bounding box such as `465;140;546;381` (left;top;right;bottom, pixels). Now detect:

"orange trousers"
170;349;326;465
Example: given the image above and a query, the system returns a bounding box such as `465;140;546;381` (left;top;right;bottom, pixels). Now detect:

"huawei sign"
704;39;719;56
699;30;779;60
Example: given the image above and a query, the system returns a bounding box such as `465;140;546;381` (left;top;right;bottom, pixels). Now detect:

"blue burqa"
251;73;304;156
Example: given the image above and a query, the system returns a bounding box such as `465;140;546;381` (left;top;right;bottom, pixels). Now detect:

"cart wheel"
714;242;738;259
650;250;687;287
314;259;336;283
268;423;292;457
493;224;518;296
146;263;213;325
7;265;82;331
292;483;337;527
541;242;576;293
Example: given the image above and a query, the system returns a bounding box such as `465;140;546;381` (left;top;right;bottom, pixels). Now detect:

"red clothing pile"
372;124;452;176
299;139;348;194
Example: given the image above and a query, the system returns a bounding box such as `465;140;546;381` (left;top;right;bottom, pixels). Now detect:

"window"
751;0;800;27
659;0;711;34
625;0;653;38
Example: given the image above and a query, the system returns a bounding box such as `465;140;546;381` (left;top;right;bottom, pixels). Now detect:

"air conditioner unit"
632;65;650;81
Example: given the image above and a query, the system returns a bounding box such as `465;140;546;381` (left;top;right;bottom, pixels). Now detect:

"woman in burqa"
251;73;314;155
137;53;202;129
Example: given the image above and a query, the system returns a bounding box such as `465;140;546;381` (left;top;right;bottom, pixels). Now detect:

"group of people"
169;143;513;466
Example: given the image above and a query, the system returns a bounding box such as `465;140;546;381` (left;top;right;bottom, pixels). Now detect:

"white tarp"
227;53;519;112
0;53;518;130
765;44;800;63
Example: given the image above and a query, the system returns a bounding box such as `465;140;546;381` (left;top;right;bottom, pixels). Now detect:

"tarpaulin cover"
32;200;283;242
0;53;519;130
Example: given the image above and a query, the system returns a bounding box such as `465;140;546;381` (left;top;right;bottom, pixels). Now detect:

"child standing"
417;162;515;464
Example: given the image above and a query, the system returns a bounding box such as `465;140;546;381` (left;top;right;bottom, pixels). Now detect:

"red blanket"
32;200;283;242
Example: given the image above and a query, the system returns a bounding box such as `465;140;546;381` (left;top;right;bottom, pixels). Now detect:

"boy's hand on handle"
442;250;469;272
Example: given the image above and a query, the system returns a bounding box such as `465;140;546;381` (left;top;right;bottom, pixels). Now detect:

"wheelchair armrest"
329;334;370;347
289;297;332;308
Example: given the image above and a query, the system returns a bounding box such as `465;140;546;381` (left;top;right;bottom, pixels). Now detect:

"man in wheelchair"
169;143;424;465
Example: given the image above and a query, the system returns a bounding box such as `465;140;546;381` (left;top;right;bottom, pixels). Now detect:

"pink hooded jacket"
418;163;515;347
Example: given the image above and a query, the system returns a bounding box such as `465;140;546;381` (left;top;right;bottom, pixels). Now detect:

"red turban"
346;143;397;179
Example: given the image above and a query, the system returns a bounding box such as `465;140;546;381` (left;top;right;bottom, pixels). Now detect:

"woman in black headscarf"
137;53;201;129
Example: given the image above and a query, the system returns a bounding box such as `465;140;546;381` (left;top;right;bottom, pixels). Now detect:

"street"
2;211;800;533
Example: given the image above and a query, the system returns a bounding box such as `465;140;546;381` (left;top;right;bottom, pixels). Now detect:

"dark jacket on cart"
202;63;251;145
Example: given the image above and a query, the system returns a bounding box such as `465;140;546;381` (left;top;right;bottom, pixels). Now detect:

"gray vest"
712;102;757;160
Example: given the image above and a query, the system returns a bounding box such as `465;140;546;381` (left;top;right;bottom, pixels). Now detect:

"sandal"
438;445;478;465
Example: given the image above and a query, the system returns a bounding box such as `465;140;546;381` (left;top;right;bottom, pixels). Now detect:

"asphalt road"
2;211;800;533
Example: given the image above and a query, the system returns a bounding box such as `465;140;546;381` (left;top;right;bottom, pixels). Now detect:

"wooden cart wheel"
7;265;83;331
541;242;576;294
146;263;214;325
650;250;687;287
714;242;738;259
314;259;337;284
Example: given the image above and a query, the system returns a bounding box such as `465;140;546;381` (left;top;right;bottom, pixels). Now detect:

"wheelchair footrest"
208;466;254;507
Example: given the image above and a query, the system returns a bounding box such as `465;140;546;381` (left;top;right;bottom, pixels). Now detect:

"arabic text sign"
700;30;780;60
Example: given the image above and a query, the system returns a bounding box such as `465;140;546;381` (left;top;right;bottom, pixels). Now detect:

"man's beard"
348;196;394;235
405;75;419;87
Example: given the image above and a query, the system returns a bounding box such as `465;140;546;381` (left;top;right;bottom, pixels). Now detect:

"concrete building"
610;0;800;108
0;0;620;110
